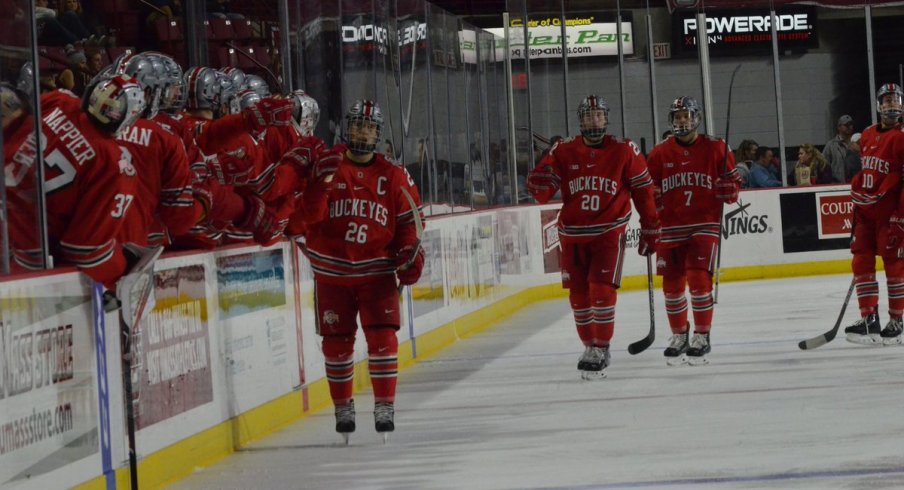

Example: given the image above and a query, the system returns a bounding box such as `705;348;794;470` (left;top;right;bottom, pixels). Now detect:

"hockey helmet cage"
184;67;220;111
82;74;146;136
668;96;702;137
344;99;383;153
289;90;320;136
876;83;903;120
148;53;185;114
242;74;270;98
577;95;609;139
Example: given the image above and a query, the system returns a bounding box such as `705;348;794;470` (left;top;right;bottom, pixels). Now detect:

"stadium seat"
206;19;235;42
106;46;135;63
154;17;184;44
232;19;254;41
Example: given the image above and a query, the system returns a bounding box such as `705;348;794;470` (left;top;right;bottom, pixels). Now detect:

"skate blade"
687;355;709;366
666;355;687;366
341;433;350;445
382;433;390;444
881;336;903;346
845;333;883;346
580;370;607;380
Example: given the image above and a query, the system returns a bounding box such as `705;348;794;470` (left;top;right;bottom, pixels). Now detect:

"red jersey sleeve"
156;127;201;237
623;139;658;228
390;164;424;253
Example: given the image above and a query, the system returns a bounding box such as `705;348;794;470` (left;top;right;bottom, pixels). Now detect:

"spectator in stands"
749;146;782;188
58;0;98;44
845;132;862;182
733;139;757;189
86;47;104;75
788;147;812;187
143;0;181;27
789;144;833;186
206;0;244;20
35;0;80;46
823;114;856;183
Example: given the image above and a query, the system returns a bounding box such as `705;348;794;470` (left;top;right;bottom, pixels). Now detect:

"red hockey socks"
886;260;904;319
662;274;689;333
589;282;617;345
322;335;356;406
569;289;595;346
852;254;879;317
364;327;399;404
687;269;714;333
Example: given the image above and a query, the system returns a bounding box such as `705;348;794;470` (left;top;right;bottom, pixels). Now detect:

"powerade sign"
674;7;817;55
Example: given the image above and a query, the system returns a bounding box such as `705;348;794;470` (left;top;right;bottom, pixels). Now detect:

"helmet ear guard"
577;95;609;140
668;96;702;137
344;99;383;153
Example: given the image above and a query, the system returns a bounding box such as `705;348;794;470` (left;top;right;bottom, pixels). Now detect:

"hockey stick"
517;126;551;146
798;278;856;350
714;64;742;305
115;244;163;490
397;186;424;293
628;255;656;355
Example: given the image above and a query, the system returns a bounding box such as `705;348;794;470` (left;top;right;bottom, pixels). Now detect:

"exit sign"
653;42;671;59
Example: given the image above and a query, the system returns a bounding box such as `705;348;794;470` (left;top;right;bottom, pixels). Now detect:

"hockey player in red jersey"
845;83;904;345
112;53;200;247
4;74;144;288
298;100;423;442
526;95;659;379
646;96;740;365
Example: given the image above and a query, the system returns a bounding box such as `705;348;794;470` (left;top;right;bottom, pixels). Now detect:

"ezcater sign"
675;7;817;54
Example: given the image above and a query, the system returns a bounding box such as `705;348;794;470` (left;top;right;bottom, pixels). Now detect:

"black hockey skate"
579;345;610;380
686;332;711;366
880;317;903;346
374;402;395;443
844;312;881;345
335;400;355;444
664;329;689;366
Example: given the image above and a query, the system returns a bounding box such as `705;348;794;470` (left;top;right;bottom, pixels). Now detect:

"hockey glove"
242;97;295;134
638;224;661;257
208;148;255;186
526;165;560;195
715;175;739;204
888;213;904;258
239;195;288;246
312;150;342;182
395;244;425;286
281;139;328;178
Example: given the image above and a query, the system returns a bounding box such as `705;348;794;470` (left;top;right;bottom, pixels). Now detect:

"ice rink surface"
169;273;904;490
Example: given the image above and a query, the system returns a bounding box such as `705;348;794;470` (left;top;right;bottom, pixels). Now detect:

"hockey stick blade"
798;278;855;350
628;255;656;355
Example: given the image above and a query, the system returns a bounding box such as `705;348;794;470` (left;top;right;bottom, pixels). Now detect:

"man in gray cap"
823;114;856;183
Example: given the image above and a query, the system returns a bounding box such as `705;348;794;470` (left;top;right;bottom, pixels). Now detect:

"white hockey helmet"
876;83;903;120
289;90;319;136
82;73;146;136
577;95;609;140
148;53;185;114
242;74;270;97
344;99;383;154
668;96;702;137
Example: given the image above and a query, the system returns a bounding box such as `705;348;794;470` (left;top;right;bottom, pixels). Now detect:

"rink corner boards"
69;257;854;490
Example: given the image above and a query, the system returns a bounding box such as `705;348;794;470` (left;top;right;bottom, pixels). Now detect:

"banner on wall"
780;188;852;253
674;7;818;55
413;229;445;317
485;20;634;60
0;278;99;486
136;265;213;429
541;208;562;274
216;249;296;414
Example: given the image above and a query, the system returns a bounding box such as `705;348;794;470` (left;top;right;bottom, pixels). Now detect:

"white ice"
168;273;904;490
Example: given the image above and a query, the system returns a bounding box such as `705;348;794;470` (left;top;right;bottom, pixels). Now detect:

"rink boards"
0;184;858;490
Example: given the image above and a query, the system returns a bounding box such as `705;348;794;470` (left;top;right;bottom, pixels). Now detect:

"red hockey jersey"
300;146;422;285
4;93;136;287
116;118;199;246
647;135;738;247
851;124;904;214
529;134;658;242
